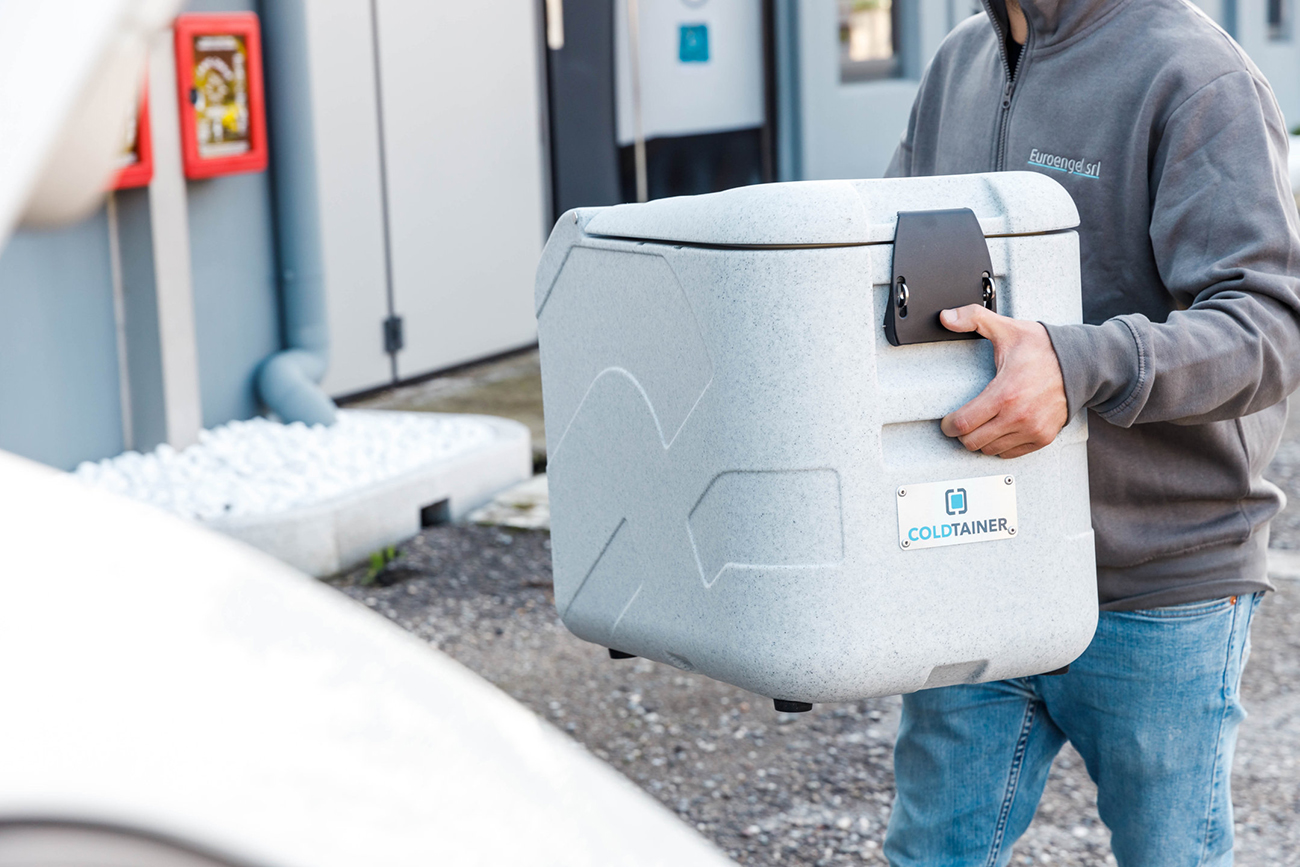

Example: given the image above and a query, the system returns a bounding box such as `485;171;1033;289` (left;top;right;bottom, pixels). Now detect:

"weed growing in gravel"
361;546;399;586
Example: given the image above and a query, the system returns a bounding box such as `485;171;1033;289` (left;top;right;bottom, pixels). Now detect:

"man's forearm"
1044;292;1300;427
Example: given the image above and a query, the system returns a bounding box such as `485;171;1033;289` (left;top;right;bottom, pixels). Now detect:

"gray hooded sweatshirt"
887;0;1300;609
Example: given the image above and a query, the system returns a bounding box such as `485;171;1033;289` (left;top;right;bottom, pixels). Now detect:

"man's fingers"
959;421;1017;454
973;431;1035;457
938;306;1015;442
998;442;1044;460
940;304;1010;341
936;309;1067;458
940;383;1001;439
971;425;1059;458
938;304;982;333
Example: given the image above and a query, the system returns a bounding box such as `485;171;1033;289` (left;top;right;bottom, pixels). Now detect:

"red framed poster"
112;82;153;190
173;12;269;180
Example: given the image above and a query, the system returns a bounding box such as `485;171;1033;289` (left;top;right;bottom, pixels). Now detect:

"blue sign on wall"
679;23;709;62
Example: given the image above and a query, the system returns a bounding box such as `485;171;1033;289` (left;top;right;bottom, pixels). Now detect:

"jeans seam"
985;700;1036;867
1129;598;1235;619
1197;597;1242;866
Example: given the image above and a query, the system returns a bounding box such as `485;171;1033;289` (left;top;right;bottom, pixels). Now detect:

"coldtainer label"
896;474;1018;551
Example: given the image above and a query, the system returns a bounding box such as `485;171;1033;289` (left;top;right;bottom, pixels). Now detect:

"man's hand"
938;304;1069;459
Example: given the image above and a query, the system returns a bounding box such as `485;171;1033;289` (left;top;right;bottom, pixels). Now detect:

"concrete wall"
185;170;281;428
3;0;1298;471
182;0;282;427
0;211;126;469
0;0;278;468
0;0;549;470
114;186;170;455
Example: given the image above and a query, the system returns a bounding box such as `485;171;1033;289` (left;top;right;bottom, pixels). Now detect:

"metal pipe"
369;0;400;384
106;191;135;450
626;0;648;203
257;0;337;427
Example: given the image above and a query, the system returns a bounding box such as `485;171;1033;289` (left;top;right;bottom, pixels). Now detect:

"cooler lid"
581;171;1078;247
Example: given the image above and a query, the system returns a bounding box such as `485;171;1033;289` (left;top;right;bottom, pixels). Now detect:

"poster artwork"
117;98;141;169
192;34;251;158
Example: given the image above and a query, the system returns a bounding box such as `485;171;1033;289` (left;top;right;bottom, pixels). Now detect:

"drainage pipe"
256;0;337;427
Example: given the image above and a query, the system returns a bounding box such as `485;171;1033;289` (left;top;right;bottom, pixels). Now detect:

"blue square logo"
945;488;968;516
679;23;709;63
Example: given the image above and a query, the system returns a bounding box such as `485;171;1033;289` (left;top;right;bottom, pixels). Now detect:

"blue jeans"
884;593;1262;867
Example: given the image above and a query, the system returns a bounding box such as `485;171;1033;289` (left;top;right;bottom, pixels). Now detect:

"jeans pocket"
1128;596;1237;619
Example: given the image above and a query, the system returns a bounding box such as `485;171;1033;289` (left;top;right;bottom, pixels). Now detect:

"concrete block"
209;414;531;576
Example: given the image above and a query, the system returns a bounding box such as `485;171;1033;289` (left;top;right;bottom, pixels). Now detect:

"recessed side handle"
884;208;996;346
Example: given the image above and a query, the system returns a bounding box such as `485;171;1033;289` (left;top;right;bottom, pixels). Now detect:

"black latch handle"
884;208;996;346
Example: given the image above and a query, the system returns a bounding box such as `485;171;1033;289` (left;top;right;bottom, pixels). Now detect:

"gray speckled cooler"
535;172;1097;705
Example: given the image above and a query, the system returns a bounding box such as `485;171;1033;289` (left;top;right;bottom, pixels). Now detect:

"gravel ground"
334;525;1299;866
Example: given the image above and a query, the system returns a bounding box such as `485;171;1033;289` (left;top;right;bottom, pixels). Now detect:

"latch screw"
983;272;997;309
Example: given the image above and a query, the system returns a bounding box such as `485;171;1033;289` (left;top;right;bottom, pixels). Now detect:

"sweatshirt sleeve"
1042;70;1300;427
884;137;910;179
885;66;926;179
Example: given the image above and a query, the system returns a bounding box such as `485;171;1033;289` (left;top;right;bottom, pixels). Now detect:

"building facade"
1;0;1293;469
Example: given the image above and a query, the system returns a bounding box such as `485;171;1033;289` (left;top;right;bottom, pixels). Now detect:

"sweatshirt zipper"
995;79;1014;171
988;13;1032;171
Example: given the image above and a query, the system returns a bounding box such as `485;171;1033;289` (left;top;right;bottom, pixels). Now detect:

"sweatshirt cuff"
1041;320;1145;421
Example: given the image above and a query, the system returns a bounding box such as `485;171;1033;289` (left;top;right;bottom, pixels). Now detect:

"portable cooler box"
535;172;1097;710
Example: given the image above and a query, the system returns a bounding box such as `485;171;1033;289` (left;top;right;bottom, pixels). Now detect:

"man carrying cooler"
883;0;1300;863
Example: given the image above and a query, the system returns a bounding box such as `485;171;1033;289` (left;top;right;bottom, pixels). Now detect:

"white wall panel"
797;0;963;181
375;0;546;380
614;0;765;144
310;0;393;397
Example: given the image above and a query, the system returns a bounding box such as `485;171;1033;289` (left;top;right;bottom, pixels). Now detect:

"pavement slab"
467;473;549;530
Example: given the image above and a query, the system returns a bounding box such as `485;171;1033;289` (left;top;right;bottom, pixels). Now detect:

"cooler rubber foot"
1043;664;1070;676
608;649;636;659
773;699;813;713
